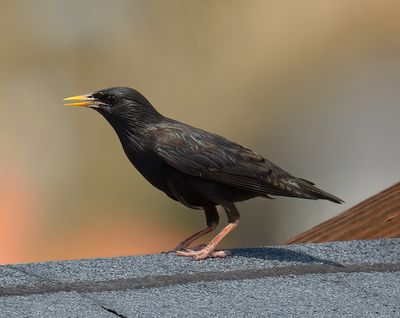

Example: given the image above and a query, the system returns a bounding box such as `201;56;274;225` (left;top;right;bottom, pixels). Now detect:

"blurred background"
1;0;400;264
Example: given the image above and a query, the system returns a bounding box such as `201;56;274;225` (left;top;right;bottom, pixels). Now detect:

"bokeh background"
1;0;400;264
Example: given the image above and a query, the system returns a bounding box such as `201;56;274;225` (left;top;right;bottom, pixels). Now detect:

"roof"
286;182;400;244
1;238;400;317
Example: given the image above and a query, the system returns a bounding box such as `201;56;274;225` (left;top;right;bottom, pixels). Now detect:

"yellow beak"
63;94;95;107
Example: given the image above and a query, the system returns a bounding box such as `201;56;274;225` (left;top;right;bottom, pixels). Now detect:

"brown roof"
285;182;400;244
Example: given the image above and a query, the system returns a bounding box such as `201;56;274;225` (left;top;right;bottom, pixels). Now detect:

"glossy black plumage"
65;86;343;259
91;87;342;206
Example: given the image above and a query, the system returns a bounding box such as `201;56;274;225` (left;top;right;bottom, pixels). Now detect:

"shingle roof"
1;239;400;317
285;182;400;244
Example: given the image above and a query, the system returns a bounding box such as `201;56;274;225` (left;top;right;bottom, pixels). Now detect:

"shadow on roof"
231;247;344;267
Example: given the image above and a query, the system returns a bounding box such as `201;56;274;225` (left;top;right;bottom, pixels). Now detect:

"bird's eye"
97;92;116;103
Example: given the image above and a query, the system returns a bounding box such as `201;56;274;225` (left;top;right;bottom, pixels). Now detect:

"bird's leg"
173;206;219;251
176;202;240;260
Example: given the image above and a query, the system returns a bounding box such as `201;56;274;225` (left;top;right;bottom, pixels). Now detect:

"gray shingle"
92;271;400;318
1;239;399;317
0;292;116;318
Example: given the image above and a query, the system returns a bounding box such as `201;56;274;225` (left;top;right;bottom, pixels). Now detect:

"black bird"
64;87;343;260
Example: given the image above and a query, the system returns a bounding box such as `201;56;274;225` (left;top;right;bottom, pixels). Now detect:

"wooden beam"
285;182;400;244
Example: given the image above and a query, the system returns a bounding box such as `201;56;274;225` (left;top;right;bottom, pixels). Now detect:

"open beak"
63;94;96;107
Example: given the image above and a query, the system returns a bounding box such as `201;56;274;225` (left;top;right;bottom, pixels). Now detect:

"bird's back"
146;119;343;204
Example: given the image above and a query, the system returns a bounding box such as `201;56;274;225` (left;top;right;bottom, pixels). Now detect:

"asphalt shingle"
93;272;400;318
1;239;399;317
0;292;115;318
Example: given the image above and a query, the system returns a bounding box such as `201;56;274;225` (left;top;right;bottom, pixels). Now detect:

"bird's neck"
97;108;163;154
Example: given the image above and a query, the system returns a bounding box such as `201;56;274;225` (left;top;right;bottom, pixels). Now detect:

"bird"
64;87;343;260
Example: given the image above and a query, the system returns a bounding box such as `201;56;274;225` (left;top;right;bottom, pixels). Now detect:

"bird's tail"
295;178;344;204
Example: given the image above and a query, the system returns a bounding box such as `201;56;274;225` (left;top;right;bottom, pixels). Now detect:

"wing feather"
152;123;305;197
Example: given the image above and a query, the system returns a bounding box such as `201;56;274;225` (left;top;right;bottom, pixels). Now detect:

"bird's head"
64;86;162;130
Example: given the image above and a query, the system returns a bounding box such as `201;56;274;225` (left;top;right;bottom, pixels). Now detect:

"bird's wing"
152;124;303;197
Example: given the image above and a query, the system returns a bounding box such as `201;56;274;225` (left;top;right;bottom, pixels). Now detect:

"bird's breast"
119;138;257;208
122;146;170;190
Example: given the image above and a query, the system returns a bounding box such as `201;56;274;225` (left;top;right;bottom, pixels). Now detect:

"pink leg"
173;205;219;251
176;202;240;260
174;225;216;251
176;221;238;260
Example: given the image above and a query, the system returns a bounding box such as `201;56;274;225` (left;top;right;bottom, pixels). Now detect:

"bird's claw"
176;247;231;260
170;244;207;253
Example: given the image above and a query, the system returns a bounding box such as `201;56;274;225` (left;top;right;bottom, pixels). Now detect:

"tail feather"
295;178;344;204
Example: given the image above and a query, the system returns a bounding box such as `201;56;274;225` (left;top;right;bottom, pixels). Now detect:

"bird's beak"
63;94;96;107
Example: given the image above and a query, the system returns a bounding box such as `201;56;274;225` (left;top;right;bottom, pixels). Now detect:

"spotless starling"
64;87;343;260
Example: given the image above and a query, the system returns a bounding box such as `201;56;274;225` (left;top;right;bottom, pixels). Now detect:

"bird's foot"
176;246;231;260
169;244;207;253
